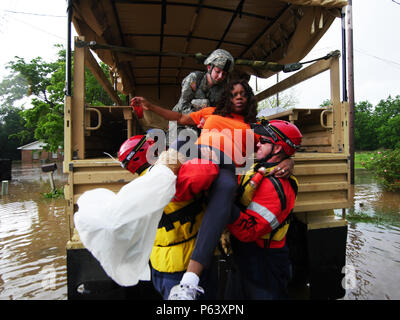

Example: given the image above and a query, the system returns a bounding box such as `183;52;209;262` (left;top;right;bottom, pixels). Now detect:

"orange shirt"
189;107;258;166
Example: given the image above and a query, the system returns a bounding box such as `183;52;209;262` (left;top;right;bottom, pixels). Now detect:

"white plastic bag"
74;165;176;286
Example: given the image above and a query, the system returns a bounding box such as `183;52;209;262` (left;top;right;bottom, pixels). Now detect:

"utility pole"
66;0;73;96
347;0;355;185
341;7;347;102
276;73;280;107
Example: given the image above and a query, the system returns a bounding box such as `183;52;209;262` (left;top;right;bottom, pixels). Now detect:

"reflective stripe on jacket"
229;163;298;248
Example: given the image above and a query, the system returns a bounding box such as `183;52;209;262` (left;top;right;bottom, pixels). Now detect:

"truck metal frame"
64;0;350;300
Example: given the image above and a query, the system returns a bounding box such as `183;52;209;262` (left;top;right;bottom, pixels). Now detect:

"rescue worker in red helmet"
118;129;297;300
118;135;221;299
119;135;156;174
225;119;302;300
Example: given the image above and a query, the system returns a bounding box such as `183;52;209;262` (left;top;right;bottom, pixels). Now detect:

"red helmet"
118;135;155;174
252;119;302;156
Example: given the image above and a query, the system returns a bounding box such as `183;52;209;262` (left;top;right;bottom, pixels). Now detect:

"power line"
3;10;66;18
6;14;65;41
354;48;400;70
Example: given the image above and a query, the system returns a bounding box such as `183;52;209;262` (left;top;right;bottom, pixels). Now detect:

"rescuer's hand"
270;157;294;179
220;228;232;255
154;148;187;176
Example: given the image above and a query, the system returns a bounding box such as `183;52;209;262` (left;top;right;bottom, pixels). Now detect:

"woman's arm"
270;157;294;179
131;97;195;126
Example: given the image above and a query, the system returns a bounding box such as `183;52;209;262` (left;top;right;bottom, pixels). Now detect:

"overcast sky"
1;0;399;108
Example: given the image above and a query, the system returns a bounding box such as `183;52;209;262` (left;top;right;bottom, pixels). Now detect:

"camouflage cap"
204;49;235;73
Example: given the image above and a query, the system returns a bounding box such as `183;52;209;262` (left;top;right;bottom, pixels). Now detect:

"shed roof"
17;141;47;151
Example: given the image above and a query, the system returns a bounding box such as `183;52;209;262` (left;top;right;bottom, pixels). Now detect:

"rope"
75;40;340;74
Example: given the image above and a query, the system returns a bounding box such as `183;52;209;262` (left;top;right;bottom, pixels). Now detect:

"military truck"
63;0;350;299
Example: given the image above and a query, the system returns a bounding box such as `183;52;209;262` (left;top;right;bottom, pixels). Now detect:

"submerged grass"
42;187;64;199
354;151;375;169
344;210;400;227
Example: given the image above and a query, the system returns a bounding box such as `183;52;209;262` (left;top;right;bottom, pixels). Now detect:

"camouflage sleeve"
171;72;198;114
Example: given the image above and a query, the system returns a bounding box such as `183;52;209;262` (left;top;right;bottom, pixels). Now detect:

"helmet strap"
223;59;231;72
121;135;148;168
207;65;218;86
257;144;285;164
136;162;151;175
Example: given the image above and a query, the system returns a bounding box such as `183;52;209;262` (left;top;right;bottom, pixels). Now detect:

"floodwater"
340;169;400;300
0;164;399;300
0;163;68;300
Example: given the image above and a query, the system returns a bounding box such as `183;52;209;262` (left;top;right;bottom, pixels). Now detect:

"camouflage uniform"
167;49;234;146
167;71;226;144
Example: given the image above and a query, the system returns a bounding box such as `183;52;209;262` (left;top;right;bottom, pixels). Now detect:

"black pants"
172;140;241;269
190;160;240;268
224;238;292;300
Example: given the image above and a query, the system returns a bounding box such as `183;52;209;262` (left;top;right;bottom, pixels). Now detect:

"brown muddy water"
340;169;400;300
0;162;68;300
0;164;399;300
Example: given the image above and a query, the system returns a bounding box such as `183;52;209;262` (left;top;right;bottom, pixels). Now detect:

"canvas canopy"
285;0;347;8
70;0;347;98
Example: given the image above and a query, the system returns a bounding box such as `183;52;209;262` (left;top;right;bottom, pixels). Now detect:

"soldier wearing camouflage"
168;49;234;144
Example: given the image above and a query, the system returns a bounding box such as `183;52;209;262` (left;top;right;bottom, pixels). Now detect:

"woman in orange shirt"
132;80;292;299
132;79;258;167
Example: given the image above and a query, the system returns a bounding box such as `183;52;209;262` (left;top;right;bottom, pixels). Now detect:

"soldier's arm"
131;97;195;126
172;73;198;114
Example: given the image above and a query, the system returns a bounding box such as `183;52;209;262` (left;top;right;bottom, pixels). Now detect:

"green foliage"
7;56;58;100
0;71;34;159
0;105;33;159
257;88;298;111
2;49;64;152
354;95;400;151
354;101;378;150
42;186;64;199
0;44;124;153
85;63;121;106
322;97;400;151
319;99;331;107
361;149;400;192
354;151;374;169
345;209;400;227
0;72;29;106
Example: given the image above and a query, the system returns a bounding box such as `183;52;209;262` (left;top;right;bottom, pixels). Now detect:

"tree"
374;95;400;149
0;105;33;159
6;54;63;153
0;72;29;107
0;70;34;159
354;100;377;151
350;95;400;151
2;45;123;153
257;88;298;111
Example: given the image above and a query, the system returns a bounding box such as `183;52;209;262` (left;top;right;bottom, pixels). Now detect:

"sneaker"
168;283;204;300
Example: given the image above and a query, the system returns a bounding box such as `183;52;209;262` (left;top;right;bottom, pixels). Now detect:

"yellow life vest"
237;163;298;244
143;161;205;273
150;197;205;273
134;167;205;273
